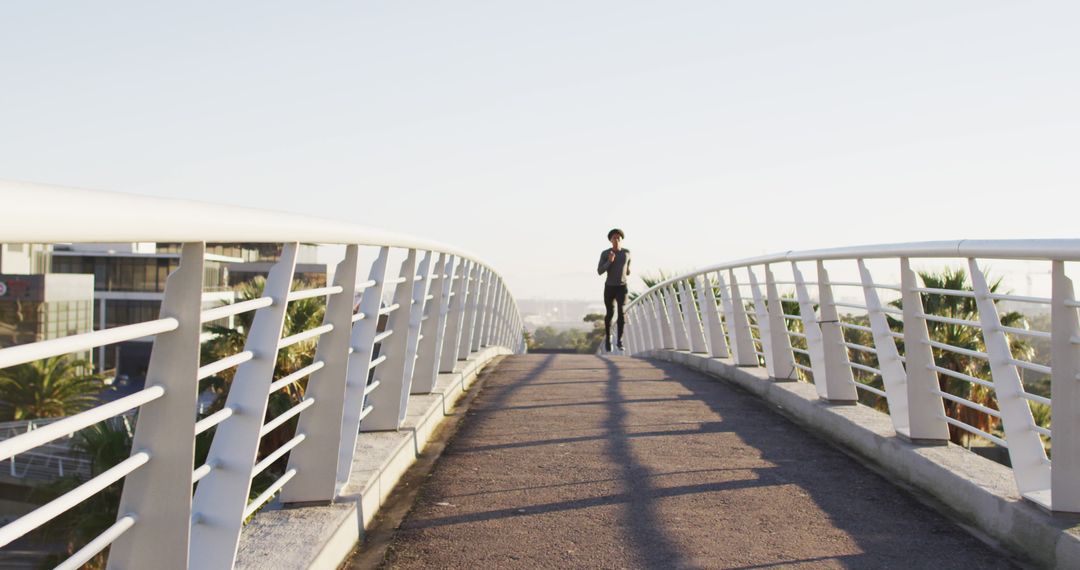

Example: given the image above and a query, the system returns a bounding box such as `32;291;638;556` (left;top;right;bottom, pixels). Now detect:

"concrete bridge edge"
637;349;1080;569
234;346;511;570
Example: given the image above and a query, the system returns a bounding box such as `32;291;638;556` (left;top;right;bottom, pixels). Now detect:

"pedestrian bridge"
1;180;1079;568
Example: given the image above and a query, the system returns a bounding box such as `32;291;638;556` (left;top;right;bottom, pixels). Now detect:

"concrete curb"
639;349;1080;569
235;346;511;570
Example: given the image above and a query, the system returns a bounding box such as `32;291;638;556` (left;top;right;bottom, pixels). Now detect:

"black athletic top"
597;248;631;286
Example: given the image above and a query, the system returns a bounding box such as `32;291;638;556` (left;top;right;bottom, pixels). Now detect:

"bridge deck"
378;354;1013;569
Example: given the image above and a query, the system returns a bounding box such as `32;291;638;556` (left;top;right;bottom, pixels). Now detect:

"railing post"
639;304;656;352
1052;260;1080;512
471;268;492;352
695;274;729;358
281;245;360;503
401;251;434;396
108;243;204;570
724;270;758;366
337;246;389;485
485;277;503;347
677;280;708;353
189;243;298;570
361;249;419;431
665;286;691;351
814;261;858;403
791;261;831;398
459;264;481;358
442;260;471;370
413;254;456;393
764;264;797;381
856;259;910;434
649;295;673;350
898;258;949;441
969;258;1050;503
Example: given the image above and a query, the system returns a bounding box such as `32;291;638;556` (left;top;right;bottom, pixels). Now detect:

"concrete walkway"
380;355;1015;569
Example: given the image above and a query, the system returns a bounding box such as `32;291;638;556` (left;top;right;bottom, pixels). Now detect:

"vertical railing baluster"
678;280;708;353
969;258;1050;500
109;243;204;570
856;259;911;434
401;251;434;397
337;247;389;484
650;295;672;350
361;249;418;431
814;261;858;403
471;269;492;352
665;286;691;351
413;254;456;393
725;270;758;366
459;264;481;358
443;259;471;370
1051;260;1080;512
189;243;298;569
898;258;949;441
695;274;729;358
762;264;797;381
282;245;360;503
792;261;830;395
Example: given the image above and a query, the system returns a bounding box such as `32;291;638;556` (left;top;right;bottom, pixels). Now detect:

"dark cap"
607;228;625;240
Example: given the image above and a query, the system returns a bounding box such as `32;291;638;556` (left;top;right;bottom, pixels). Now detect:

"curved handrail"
0;179;493;269
627;239;1080;309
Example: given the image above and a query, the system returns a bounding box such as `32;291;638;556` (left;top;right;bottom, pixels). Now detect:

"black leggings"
604;285;627;342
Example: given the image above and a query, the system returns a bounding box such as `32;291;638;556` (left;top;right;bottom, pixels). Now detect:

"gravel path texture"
380;354;1016;569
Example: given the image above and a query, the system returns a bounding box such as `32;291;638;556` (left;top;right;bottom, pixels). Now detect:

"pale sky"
2;2;1077;300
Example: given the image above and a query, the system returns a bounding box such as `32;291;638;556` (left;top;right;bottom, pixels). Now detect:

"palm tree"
889;267;1033;447
0;356;106;421
37;418;132;569
200;277;325;477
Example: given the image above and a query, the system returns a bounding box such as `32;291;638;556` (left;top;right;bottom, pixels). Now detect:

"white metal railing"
0;180;525;569
624;239;1080;515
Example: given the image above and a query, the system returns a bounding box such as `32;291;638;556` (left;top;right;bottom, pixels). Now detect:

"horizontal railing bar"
278;324;334;350
386;277;407;285
782;314;802;320
849;362;882;376
54;514;137;570
200;297;273;324
368;355;387;370
839;323;901;339
192;462;214;483
793;362;813;373
287;286;344;302
363;380;381;395
0;386;165;461
829;281;902;291
357;405;375;422
932;389;1002;418
940;415;1007;447
269;361;325;394
917;313;982;328
1034;425;1052;438
786;330;806;338
357;279;377;290
251;434;306;479
924;340;988;360
989;292;1050;304
791;347;810;355
854;382;887;398
834;302;869;311
259;398;315;438
0;452;149;548
1023;392;1052;407
999;325;1051;339
195;407;235;436
914;287;976;298
197;351;254;381
379;304;400;316
843;341;877;354
929;365;995;390
243;468;297;519
1011;359;1051;375
0;318;178;370
372;330;393;344
351;312;367;323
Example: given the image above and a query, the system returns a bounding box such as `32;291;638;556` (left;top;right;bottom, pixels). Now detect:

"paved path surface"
381;355;1015;569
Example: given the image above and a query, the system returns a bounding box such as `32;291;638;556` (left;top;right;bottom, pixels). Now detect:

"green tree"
0;356;106;421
